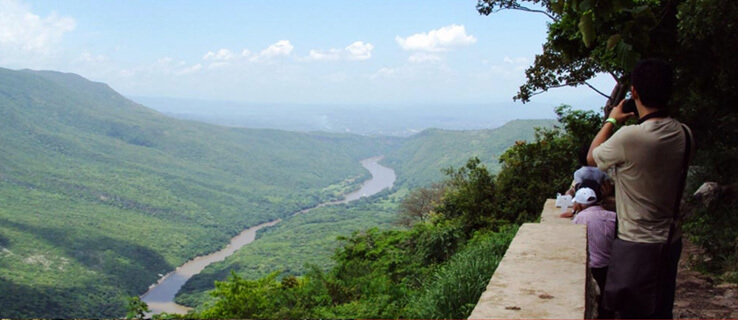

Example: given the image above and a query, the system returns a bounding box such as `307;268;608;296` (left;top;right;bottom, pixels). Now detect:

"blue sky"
0;0;614;107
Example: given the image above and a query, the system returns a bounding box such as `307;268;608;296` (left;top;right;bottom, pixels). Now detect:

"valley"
0;68;553;318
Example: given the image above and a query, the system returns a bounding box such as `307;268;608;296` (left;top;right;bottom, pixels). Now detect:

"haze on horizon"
0;0;614;110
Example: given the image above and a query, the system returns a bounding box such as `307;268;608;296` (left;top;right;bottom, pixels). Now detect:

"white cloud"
306;41;374;62
0;0;76;64
203;48;236;61
369;67;398;80
308;48;342;61
408;53;442;63
395;24;476;52
484;56;531;79
503;56;529;65
345;41;373;60
175;63;202;76
241;49;251;57
207;61;229;69
258;40;293;58
78;51;108;63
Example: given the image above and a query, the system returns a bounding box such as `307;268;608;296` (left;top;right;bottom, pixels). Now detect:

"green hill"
383;120;556;188
0;68;554;318
0;68;395;318
171;122;555;309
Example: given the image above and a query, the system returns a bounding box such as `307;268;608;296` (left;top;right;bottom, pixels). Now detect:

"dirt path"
673;241;738;319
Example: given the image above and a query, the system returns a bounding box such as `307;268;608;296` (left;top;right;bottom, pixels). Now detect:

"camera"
622;99;639;118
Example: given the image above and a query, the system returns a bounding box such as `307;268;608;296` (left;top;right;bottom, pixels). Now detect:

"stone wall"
468;199;597;319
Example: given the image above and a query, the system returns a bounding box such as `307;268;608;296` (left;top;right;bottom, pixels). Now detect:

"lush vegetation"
0;68;396;318
157;106;598;319
0;67;551;318
169;120;555;309
175;193;400;308
478;0;738;280
383;119;555;188
168;159;520;319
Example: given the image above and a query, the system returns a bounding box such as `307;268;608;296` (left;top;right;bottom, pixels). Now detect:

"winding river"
140;156;396;315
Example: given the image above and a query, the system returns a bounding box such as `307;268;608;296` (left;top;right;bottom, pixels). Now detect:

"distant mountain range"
130;95;564;136
0;68;553;318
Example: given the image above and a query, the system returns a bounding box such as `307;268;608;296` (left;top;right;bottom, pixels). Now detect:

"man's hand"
587;100;634;166
609;99;636;124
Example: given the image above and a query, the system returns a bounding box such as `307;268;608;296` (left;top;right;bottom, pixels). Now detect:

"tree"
125;296;150;320
437;158;499;232
477;0;681;112
396;182;446;227
479;0;738;278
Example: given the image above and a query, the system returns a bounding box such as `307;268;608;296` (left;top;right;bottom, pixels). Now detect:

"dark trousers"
617;238;682;319
592;266;615;319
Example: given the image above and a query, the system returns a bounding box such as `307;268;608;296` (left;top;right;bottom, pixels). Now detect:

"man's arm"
587;99;634;166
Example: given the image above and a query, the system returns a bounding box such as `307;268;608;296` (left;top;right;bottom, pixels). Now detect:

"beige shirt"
593;118;693;243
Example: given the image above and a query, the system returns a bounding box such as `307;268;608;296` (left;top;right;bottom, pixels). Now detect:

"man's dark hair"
578;145;590;167
631;58;673;109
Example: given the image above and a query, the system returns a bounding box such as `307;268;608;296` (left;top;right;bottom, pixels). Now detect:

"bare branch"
491;5;557;21
528;81;610;99
513;6;557;21
583;82;610;99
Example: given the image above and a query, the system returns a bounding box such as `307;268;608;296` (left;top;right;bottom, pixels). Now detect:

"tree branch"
512;6;557;21
528;81;610;99
492;5;557;21
583;82;610;99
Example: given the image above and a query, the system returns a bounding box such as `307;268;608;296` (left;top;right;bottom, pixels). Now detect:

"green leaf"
550;0;564;15
631;5;649;15
578;0;594;12
616;42;639;70
607;34;622;50
578;12;595;47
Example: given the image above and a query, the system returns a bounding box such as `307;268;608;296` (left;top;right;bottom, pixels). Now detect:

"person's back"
573;204;616;268
587;58;693;319
594;117;689;243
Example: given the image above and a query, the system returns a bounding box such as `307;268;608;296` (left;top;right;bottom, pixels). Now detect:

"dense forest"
173;119;553;308
0;68;549;318
0;68;398;317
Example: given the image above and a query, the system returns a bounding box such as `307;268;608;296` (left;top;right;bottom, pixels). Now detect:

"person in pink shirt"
572;187;616;318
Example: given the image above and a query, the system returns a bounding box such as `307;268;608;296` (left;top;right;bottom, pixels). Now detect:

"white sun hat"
574;187;598;205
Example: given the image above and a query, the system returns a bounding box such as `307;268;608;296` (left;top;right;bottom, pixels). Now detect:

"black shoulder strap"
666;124;693;243
673;124;692;220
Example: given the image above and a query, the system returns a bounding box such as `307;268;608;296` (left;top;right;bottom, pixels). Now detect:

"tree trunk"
603;81;628;119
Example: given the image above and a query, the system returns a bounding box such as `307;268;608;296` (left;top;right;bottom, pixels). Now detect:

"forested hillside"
171;122;553;308
0;68;553;318
0;68;396;318
383;119;555;187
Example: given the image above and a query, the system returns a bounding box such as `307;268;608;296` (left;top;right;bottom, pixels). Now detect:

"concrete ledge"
540;198;572;225
468;200;588;319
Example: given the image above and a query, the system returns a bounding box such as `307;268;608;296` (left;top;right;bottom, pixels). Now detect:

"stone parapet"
468;199;593;319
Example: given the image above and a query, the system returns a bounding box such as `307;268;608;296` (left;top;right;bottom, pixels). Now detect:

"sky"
0;0;615;108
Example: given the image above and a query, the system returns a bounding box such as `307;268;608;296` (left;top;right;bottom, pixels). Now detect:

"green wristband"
605;118;617;126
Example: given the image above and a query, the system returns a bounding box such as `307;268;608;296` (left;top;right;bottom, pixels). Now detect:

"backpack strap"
665;124;693;245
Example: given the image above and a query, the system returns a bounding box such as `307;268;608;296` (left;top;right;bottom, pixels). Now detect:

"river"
140;156;396;315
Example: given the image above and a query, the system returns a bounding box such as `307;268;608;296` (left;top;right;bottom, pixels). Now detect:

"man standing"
586;59;694;319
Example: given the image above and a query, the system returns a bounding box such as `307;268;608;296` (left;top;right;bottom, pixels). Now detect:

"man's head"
631;58;673;110
574;187;598;211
